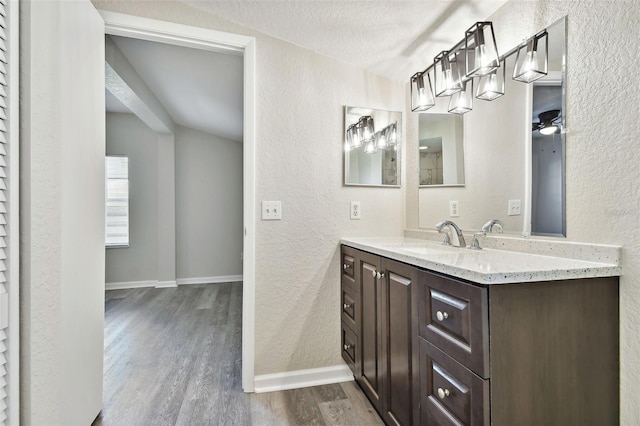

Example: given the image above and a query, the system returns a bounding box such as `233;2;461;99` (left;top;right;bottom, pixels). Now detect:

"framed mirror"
419;114;465;186
418;16;566;236
344;106;402;187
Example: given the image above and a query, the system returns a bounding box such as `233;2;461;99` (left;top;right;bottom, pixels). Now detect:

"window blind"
105;156;129;247
0;0;15;423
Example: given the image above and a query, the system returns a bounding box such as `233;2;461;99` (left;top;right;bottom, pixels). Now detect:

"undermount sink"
377;242;464;256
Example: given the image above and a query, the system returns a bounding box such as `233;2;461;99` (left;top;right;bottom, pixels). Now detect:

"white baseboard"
176;275;243;285
156;280;177;288
105;280;157;291
253;364;354;393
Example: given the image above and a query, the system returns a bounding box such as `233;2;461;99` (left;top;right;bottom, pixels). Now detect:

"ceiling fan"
532;109;562;135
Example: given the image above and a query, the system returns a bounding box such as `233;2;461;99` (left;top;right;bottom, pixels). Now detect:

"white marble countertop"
340;237;622;285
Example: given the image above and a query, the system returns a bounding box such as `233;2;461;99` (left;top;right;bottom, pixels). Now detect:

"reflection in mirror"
417;16;566;237
344;106;402;187
419;114;464;186
530;17;566;236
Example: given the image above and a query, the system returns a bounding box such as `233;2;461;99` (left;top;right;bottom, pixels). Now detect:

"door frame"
99;10;257;392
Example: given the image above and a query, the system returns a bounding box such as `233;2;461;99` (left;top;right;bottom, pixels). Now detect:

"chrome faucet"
481;219;505;234
435;220;466;248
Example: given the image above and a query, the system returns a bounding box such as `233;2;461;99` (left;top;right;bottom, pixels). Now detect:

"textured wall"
409;1;640;421
20;0;105;423
175;125;243;279
105;112;160;283
93;0;406;376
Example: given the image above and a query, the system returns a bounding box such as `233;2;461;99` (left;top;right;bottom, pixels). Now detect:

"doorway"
101;10;256;392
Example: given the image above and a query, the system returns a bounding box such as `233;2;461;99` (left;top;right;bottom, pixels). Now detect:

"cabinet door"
357;251;383;412
381;258;419;426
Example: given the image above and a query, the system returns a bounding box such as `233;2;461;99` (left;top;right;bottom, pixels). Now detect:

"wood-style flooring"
93;283;383;426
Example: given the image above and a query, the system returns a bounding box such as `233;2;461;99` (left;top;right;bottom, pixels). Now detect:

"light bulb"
522;50;538;82
444;68;455;90
364;140;377;154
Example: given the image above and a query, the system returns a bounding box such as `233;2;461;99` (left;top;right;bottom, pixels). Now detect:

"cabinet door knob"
372;270;377;278
343;344;352;351
436;311;449;321
343;303;353;309
343;263;352;270
375;271;385;279
437;388;450;399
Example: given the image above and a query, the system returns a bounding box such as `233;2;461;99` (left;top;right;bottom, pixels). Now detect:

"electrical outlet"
508;199;521;216
449;200;459;217
261;201;282;220
350;201;361;220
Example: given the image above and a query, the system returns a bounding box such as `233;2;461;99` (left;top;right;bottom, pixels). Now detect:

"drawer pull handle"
343;303;353;309
343;344;353;351
376;271;385;279
436;311;449;321
343;263;352;270
437;388;451;399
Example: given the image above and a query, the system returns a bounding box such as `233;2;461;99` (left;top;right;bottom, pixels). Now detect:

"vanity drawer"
420;339;489;426
341;246;357;292
341;284;359;332
418;271;489;378
341;322;358;375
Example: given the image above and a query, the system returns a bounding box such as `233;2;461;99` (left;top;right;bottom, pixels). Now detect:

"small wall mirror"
419;114;464;186
344;106;402;187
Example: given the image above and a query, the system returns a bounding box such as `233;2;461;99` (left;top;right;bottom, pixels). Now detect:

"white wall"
105;112;160;283
175;125;243;279
408;1;640;421
92;0;406;377
20;0;105;423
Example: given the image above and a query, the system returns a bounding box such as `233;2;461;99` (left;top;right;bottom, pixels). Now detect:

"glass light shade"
465;22;500;77
363;139;378;154
513;31;548;83
434;51;462;97
476;62;505;101
361;116;375;143
448;81;473;115
387;122;398;145
349;124;362;148
376;129;388;149
411;71;435;111
539;125;559;135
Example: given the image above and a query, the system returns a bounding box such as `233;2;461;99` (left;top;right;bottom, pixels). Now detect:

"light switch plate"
261;201;282;220
350;201;361;220
508;199;521;216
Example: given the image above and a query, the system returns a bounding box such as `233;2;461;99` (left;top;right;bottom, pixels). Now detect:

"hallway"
93;284;382;425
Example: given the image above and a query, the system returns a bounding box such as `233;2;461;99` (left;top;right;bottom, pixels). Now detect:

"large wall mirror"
344;106;402;187
418;16;566;236
419;114;464;186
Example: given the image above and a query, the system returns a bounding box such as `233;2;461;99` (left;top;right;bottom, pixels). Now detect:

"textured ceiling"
184;0;508;82
108;35;244;142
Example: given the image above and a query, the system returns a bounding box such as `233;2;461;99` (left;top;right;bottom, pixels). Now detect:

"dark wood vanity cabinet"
418;270;619;426
341;246;419;426
342;245;619;426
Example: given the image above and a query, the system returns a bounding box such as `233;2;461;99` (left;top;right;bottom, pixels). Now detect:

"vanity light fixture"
410;70;436;111
513;30;548;83
448;81;473;115
410;20;553;117
465;22;500;77
434;51;463;97
476;59;505;101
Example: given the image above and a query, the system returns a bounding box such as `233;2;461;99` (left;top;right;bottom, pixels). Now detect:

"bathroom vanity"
340;237;620;426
